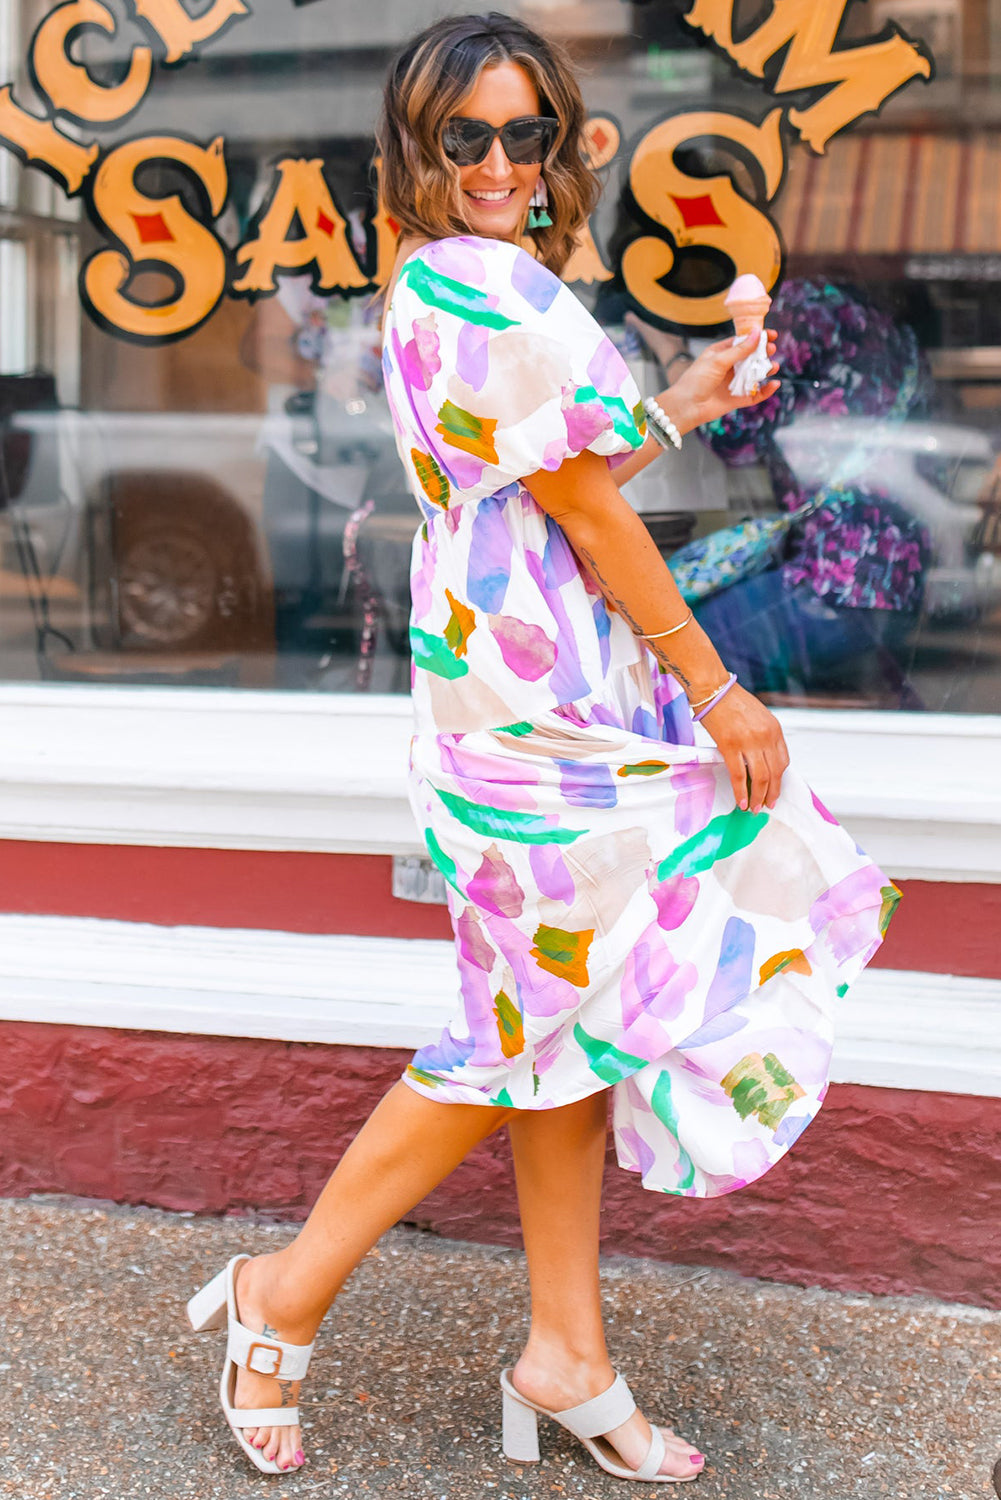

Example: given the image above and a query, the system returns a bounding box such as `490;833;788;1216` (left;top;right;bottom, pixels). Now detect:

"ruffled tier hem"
403;661;897;1198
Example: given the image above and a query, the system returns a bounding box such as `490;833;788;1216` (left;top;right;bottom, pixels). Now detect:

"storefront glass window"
1;0;999;710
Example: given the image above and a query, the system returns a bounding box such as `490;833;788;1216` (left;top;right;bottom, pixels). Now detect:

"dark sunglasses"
442;115;558;167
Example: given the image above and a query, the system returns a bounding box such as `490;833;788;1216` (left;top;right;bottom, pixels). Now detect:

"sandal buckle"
246;1340;283;1376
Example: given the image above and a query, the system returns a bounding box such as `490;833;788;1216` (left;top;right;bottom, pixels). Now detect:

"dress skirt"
404;657;898;1200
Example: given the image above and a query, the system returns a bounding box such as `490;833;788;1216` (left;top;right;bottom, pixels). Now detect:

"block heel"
186;1266;229;1332
502;1386;542;1462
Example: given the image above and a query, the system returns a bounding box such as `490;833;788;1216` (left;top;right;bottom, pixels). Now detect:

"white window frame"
0;235;30;372
1;684;999;882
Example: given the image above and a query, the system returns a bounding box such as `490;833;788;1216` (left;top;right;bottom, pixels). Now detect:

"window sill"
0;683;999;881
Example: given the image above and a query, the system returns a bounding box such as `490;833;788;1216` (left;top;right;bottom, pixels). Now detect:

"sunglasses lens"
502;119;554;163
444;117;557;166
443;120;492;165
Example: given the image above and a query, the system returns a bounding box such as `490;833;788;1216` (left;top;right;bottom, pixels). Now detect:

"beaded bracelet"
635;610;693;641
642;396;683;451
690;671;738;722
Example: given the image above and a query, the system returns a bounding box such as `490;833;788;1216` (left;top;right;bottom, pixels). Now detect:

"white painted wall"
0;915;997;1099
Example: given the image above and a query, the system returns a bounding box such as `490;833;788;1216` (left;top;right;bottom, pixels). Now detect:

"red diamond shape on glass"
669;193;725;229
386;213;399;235
131;211;174;245
316;209;335;238
591;124;609;152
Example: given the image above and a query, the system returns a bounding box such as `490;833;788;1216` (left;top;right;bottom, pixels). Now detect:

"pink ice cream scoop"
725;273;772;338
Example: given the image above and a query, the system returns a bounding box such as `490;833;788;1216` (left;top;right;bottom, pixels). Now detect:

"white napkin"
729;330;771;398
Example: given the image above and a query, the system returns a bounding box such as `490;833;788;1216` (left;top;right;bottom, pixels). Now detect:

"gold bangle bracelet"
636;610;693;641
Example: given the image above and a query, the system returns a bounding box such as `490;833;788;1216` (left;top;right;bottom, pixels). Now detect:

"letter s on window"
81;134;228;344
621;108;785;332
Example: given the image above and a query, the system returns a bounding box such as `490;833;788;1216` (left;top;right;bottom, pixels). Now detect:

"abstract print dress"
381;234;898;1199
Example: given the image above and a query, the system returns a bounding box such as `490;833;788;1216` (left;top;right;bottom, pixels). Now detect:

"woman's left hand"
668;329;780;432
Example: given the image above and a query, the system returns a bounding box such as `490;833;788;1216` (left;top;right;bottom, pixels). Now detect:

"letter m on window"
685;0;932;153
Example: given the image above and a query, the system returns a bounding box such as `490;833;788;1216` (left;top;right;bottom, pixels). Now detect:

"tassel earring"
527;175;552;230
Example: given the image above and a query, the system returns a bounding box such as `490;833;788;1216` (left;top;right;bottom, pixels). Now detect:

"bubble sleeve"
385;235;647;508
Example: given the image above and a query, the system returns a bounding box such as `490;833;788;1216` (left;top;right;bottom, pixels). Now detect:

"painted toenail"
295;1450;305;1463
690;1454;704;1464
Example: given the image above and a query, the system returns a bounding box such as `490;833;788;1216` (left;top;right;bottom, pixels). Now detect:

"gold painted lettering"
561;221;613;286
371;155;399;286
131;0;249;64
0;85;97;193
233;158;368;296
561;116;617;284
32;0;152;125
82;135;228;342
621;108;785;329
685;0;931;152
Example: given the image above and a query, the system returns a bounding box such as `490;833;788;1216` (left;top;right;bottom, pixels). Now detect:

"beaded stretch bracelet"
635;610;693;641
642;396;683;450
690;671;738;722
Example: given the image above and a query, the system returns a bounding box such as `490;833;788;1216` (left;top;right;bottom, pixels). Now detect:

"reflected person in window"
186;12;900;1483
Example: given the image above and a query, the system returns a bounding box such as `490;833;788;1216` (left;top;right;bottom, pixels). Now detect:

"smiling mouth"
465;189;516;203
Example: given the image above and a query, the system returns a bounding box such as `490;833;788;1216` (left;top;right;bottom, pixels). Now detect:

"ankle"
522;1323;609;1366
242;1251;326;1340
516;1334;614;1391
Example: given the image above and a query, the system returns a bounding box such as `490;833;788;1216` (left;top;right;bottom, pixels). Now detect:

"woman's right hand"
698;683;790;813
662;330;780;433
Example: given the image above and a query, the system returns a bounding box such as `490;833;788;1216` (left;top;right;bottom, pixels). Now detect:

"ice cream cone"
725;274;773;399
729;299;771;338
725;273;772;338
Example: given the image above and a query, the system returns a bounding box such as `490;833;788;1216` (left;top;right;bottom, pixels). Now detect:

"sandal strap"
556;1372;636;1440
229;1405;300;1426
226;1317;314;1381
635;1424;667;1481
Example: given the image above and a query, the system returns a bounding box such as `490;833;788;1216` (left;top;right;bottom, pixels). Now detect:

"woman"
186;12;897;1484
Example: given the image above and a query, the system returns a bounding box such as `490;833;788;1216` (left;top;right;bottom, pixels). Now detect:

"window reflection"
0;0;999;713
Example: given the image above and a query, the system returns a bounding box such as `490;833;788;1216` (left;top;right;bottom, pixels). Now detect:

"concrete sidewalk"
3;1195;999;1500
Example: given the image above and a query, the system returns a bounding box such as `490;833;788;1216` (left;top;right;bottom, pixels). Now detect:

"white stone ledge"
0;685;1000;879
0;915;998;1100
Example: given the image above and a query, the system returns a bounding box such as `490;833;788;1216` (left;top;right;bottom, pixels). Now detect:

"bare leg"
507;1091;705;1480
230;1080;510;1469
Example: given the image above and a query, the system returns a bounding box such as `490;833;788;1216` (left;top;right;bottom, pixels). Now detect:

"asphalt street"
3;1195;999;1500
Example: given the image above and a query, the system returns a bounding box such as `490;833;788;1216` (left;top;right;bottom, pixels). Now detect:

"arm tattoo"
575;542;645;632
652;654;692;690
576;542;693;690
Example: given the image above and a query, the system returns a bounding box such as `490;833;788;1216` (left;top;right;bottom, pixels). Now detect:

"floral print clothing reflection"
381;236;898;1198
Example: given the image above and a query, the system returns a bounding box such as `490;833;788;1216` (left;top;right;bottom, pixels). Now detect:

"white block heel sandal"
186;1254;315;1475
499;1367;699;1483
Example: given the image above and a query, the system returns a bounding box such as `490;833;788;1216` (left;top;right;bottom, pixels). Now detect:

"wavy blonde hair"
376;11;598;278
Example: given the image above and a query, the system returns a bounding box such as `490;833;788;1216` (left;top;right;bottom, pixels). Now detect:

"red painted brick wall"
3;1019;998;1309
0;843;453;940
